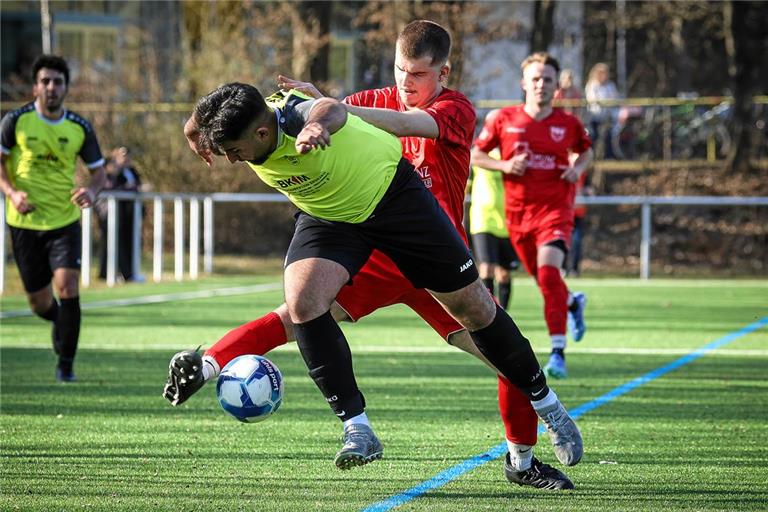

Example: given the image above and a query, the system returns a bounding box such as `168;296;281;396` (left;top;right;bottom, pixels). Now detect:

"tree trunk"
529;0;555;52
723;1;768;173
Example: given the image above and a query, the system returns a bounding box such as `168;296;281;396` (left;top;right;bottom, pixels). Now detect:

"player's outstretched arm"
345;105;439;139
277;74;324;99
295;98;347;154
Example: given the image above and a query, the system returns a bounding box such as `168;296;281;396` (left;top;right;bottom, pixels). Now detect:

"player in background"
471;52;593;380
166;21;577;489
566;170;593;277
468;110;518;310
0;55;106;382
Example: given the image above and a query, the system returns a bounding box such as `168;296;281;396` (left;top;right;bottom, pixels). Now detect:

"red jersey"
474;105;591;231
344;86;475;237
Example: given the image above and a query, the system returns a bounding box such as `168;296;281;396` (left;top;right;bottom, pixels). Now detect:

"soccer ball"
216;355;284;423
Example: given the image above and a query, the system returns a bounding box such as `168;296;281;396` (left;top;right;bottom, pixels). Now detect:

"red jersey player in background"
471;52;593;380
166;22;577;489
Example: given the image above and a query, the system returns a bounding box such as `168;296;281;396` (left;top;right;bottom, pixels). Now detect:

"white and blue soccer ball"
216;355;284;423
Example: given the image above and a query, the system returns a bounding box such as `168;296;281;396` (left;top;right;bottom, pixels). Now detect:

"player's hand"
295;121;331;154
277;75;324;99
502;153;529;176
560;166;580;183
184;117;214;167
71;187;96;209
9;190;34;214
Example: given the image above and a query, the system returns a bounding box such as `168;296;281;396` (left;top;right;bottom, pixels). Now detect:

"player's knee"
438;281;497;331
285;296;328;324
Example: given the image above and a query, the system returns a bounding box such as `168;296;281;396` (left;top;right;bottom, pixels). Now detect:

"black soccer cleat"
163;348;205;406
504;454;575;490
56;358;76;383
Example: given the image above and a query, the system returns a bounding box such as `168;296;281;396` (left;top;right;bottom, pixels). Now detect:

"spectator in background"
566;170;594;278
553;69;583;119
98;146;146;282
585;63;620;159
469;111;518;310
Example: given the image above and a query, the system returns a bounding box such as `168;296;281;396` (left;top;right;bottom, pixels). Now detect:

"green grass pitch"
1;276;767;511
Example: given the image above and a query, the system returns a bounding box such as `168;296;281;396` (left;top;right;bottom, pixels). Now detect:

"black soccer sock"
294;311;365;422
568;299;579;313
482;277;495;295
36;299;60;322
57;297;81;363
498;281;511;310
469;304;548;400
552;348;565;359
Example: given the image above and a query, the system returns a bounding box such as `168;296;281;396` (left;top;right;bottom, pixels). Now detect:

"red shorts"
508;208;573;276
335;250;464;340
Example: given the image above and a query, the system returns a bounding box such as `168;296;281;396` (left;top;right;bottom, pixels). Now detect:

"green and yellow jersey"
1;102;104;230
469;149;508;238
246;90;402;223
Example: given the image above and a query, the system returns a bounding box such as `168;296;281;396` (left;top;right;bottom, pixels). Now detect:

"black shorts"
9;221;82;293
471;232;520;271
285;158;479;293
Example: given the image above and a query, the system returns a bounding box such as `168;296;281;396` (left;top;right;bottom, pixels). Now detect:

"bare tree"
723;1;768;173
530;0;555;53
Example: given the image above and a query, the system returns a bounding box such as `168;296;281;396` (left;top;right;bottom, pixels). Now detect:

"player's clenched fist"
502;153;529;176
296;121;331;154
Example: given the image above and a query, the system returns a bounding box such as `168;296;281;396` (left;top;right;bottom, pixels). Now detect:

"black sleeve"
79;122;104;167
0;112;17;152
278;95;315;138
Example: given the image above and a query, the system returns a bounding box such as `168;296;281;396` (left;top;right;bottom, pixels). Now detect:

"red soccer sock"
497;375;539;446
205;311;288;369
537;265;569;336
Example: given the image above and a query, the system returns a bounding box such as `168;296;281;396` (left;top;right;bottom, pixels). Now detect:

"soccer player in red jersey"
472;52;593;380
166;23;577;489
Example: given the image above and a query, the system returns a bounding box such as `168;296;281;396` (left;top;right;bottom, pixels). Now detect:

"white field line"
0;282;284;319
1;341;765;357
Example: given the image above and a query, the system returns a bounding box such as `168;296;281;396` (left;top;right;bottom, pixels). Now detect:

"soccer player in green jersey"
0;55;106;382
182;83;582;470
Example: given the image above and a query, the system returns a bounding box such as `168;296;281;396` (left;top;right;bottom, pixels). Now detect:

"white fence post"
81;207;91;288
189;198;200;280
106;196;118;287
153;197;163;282
174;197;184;282
132;197;142;279
640;203;652;280
203;196;213;274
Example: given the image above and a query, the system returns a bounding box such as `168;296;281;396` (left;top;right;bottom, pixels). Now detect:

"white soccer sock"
531;389;558;411
567;292;575;307
506;442;533;471
343;412;370;428
550;334;567;350
201;356;221;381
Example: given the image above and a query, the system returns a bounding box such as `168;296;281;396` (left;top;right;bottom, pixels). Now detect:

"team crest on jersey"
58;136;68;150
285;155;299;165
550;126;566;142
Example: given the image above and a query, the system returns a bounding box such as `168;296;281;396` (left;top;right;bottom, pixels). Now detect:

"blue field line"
362;316;768;512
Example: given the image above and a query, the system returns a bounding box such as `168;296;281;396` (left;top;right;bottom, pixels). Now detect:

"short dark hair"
521;52;561;74
193;83;269;149
396;20;451;66
32;55;70;85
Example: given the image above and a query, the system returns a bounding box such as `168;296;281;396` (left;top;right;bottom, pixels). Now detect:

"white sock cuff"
506;441;533;471
343;412;369;428
202;355;221;381
550;334;567;350
531;389;558;411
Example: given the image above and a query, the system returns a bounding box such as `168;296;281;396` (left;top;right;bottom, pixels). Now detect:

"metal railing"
1;193;766;293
